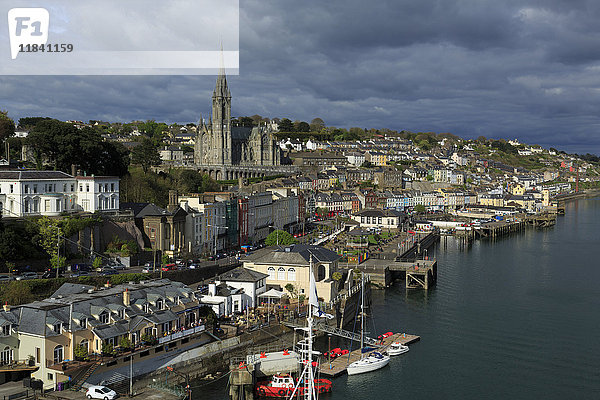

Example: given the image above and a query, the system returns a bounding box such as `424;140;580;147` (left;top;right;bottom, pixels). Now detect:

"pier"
318;332;420;377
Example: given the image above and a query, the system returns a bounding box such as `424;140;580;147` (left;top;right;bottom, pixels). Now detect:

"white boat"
347;275;390;376
387;341;409;356
347;351;390;375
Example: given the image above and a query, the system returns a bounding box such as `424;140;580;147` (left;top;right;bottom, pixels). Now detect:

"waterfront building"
214;267;269;309
0;170;119;218
7;280;201;390
351;209;405;229
243;244;341;303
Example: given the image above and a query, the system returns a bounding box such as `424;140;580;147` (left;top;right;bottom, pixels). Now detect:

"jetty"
318;332;420;377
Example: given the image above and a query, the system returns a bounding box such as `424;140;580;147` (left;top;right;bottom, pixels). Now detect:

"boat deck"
318;332;420;377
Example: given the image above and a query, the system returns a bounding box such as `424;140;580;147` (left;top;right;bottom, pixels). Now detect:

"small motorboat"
387;341;409;356
256;373;332;397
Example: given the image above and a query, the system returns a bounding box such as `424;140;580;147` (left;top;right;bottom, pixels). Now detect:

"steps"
70;360;101;392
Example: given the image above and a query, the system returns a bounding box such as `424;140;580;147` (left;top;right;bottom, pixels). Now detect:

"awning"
258;289;286;299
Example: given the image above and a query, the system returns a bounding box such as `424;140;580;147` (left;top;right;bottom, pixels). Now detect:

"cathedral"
194;67;281;180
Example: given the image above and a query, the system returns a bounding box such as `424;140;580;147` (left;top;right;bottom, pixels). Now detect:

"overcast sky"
3;0;600;154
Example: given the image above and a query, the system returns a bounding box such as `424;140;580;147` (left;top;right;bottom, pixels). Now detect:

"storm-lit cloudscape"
3;0;600;154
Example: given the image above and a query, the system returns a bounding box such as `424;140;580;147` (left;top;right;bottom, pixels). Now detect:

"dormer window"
80;318;87;329
1;325;11;335
99;311;109;324
53;323;61;334
118;309;125;319
156;299;164;310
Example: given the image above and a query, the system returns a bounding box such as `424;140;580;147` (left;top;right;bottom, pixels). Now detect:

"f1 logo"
7;8;49;59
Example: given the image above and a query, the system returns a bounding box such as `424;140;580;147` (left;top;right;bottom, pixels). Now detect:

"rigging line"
346;274;363;365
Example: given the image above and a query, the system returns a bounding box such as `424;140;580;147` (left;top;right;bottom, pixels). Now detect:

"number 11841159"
19;43;73;53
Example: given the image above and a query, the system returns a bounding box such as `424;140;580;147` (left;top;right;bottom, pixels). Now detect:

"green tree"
284;283;296;298
92;257;103;270
102;342;114;356
74;345;89;361
0;111;15;143
309;118;325;132
119;336;131;350
278;118;293;132
315;207;328;217
131;138;161;174
294;121;310;132
27;119;129;176
414;204;426;213
265;230;296;246
332;271;342;281
35;217;64;271
161;254;170;265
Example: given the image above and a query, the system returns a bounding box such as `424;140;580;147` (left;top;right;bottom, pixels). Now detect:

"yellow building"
243;244;341;303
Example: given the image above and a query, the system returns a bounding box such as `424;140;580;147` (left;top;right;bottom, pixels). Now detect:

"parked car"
142;267;151;273
0;275;14;282
85;385;118;400
15;272;38;280
161;263;176;272
100;269;118;276
41;271;64;279
110;264;126;270
71;271;89;278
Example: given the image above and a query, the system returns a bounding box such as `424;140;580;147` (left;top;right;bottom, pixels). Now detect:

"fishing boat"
256;373;332;397
346;274;390;376
387;341;409;356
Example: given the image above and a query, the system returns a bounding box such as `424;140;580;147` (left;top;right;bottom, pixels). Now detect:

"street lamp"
268;225;280;246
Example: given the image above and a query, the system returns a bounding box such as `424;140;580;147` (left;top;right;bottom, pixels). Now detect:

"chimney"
123;288;131;307
3;302;9;312
71;164;77;177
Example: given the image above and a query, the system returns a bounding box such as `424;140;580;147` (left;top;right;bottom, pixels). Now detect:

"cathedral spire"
214;44;230;98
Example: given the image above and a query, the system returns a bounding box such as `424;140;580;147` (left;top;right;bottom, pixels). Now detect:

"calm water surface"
196;198;600;399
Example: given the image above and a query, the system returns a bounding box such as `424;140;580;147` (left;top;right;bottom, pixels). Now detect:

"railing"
328;275;370;308
158;325;205;345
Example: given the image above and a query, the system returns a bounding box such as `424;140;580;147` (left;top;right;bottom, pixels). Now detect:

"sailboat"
346;274;390;376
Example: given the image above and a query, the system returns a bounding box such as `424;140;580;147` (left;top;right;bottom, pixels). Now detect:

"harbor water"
196;198;600;399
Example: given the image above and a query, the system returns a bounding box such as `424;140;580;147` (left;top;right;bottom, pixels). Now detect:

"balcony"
0;359;38;373
158;325;205;345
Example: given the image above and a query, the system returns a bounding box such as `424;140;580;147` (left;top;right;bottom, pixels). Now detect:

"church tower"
212;65;232;165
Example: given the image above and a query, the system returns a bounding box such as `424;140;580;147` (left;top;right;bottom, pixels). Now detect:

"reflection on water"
195;198;600;400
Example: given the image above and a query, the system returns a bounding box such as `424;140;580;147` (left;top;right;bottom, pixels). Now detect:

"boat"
387;341;409;356
256;373;332;398
346;274;390;376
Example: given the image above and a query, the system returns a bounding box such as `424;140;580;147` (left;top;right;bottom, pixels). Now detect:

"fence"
158;325;206;345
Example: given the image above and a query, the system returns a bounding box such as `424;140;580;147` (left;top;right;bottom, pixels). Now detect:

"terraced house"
8;280;203;390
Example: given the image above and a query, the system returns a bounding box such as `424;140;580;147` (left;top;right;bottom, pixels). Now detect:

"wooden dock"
318;332;420;377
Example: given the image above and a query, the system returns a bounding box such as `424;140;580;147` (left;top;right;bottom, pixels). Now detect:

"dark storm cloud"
3;0;600;154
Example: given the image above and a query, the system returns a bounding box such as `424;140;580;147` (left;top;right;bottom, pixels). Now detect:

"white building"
0;170;119;218
214;267;268;309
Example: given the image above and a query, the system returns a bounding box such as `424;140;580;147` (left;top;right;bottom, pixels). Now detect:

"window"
277;267;285;281
267;267;276;280
1;346;12;364
1;325;10;335
53;345;63;364
9;184;13;193
287;268;296;281
156;299;164;310
70;184;74;192
24;184;29;194
35;347;40;363
56;199;61;211
118;309;125;319
99;311;109;324
53;323;61;333
45;199;51;212
48;373;54;381
111;183;115;191
33;184;37;193
105;184;109;192
80;318;87;328
86;184;89;192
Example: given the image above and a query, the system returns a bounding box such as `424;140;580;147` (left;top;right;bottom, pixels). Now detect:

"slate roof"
0;170;73;180
245;244;341;266
217;267;268;283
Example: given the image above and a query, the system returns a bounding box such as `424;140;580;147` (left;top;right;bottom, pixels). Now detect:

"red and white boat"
256;373;332;397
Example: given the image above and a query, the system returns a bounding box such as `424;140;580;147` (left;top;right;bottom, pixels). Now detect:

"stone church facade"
194;68;283;180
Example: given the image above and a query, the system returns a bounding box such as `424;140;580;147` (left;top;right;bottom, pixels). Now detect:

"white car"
15;272;38;280
86;385;118;399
